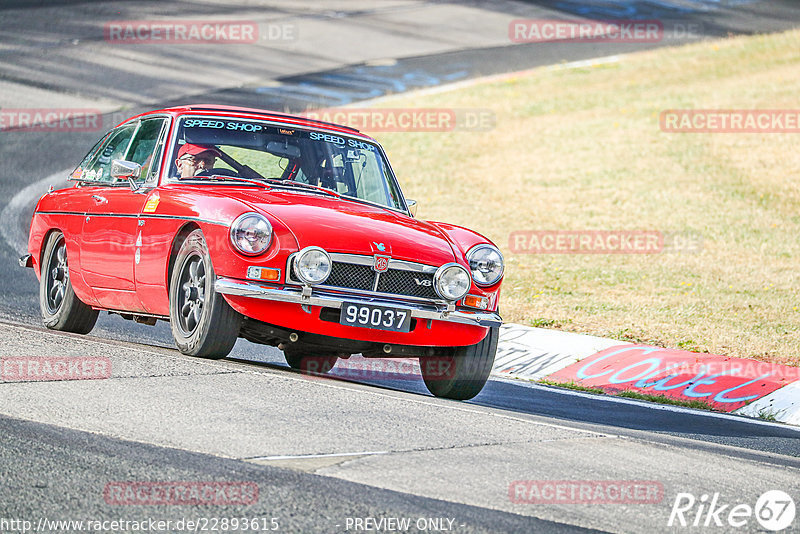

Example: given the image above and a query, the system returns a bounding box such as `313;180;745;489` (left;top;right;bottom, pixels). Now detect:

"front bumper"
214;277;502;328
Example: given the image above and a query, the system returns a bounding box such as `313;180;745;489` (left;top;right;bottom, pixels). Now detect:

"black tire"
39;231;99;334
283;348;338;375
169;229;241;359
420;326;499;400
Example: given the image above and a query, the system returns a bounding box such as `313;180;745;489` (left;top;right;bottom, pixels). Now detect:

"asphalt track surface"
2;2;800;533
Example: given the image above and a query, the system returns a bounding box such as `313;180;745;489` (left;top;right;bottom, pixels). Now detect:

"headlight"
294;246;332;285
433;263;471;301
466;244;504;286
230;213;273;256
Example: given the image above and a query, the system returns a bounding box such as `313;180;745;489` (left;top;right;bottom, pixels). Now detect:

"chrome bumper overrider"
214;278;502;328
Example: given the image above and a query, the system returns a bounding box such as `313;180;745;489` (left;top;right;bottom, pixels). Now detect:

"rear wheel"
39;231;98;334
169;229;241;359
420;326;498;400
283;348;338;375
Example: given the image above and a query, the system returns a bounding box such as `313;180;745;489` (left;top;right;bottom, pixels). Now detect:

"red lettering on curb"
548;345;800;411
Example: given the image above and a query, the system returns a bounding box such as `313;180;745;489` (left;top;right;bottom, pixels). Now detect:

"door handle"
91;195;108;204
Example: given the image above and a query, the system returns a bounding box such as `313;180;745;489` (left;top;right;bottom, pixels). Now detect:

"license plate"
339;302;412;332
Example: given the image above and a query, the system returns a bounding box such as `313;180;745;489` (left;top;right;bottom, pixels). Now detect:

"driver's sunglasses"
180;154;216;165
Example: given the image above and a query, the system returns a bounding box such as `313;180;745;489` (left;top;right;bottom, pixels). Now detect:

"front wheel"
169;229;241;359
39;231;98;334
420;326;499;400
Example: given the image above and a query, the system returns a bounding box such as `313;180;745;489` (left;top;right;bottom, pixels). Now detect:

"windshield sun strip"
162;114;409;211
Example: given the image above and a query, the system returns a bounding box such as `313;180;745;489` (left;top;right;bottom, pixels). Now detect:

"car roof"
121;105;376;141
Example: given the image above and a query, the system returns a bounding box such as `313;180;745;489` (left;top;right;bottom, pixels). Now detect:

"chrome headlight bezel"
466;244;504;286
230;212;273;256
293;246;333;286
433;263;471;302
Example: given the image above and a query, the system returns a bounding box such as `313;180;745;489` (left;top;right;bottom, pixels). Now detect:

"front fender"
427;221;504;310
426;221;498;259
200;216;298;284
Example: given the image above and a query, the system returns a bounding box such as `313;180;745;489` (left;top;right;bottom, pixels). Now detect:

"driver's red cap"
177;143;220;160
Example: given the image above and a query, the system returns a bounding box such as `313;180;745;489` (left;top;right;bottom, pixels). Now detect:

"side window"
81;124;137;183
125;118;168;184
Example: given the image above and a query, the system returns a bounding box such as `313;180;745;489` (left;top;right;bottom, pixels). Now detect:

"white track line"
247;450;390;461
0;169;70;254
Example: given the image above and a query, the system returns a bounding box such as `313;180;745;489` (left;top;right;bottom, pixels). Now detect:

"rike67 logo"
669;490;795;531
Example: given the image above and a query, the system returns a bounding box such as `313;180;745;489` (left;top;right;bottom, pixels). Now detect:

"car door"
79;118;168;312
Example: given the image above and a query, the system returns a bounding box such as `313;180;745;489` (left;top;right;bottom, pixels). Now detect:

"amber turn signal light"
462;294;489;310
247;266;281;281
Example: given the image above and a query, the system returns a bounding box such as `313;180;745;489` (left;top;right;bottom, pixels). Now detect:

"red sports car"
21;105;504;400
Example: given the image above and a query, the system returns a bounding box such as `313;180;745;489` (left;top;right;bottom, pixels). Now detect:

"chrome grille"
326;262;373;291
376;269;437;299
287;253;440;301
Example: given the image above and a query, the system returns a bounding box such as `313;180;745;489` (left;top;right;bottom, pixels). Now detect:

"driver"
175;143;220;178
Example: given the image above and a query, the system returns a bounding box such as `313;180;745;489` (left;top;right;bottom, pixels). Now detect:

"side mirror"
406;199;418;217
110;159;142;181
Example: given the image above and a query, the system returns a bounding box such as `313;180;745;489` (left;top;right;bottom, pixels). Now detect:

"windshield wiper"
178;175;268;188
265;179;342;198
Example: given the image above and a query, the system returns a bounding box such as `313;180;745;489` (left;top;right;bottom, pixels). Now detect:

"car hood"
235;190;457;265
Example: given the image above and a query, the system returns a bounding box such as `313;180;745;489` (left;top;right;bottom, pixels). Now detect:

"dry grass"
539;380;720;412
374;29;800;365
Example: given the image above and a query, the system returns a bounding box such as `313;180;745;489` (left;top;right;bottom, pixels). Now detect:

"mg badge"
373;255;390;273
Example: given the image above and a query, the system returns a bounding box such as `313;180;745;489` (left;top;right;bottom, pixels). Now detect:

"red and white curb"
494;324;800;426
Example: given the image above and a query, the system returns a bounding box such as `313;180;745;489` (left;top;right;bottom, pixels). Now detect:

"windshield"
168;116;406;211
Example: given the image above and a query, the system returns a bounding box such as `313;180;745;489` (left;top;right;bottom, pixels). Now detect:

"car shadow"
227;352;800;458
